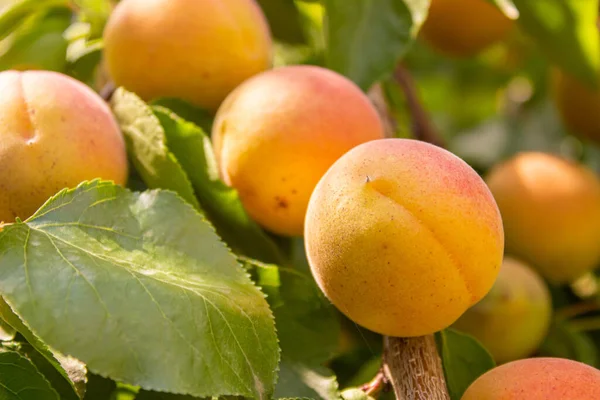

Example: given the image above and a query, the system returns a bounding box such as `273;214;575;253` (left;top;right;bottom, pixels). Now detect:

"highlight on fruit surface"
420;0;514;57
453;257;551;364
103;0;273;111
486;152;600;283
0;70;128;223
212;65;385;237
461;357;600;399
304;138;504;337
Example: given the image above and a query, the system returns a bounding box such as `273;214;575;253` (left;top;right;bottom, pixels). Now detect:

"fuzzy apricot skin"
552;68;600;143
304;139;504;337
103;0;272;111
212;65;385;237
485;152;600;283
0;70;127;223
420;0;514;57
461;358;600;399
453;257;551;364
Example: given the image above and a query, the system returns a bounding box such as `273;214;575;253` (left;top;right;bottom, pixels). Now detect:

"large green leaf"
0;181;279;399
0;298;85;399
324;0;430;90
0;0;67;40
0;349;60;399
436;329;495;400
152;107;285;264
512;0;600;86
110;89;201;211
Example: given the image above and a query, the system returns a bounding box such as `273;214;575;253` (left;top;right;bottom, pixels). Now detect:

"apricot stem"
570;316;600;332
393;65;446;148
360;369;387;397
556;300;600;320
383;335;450;400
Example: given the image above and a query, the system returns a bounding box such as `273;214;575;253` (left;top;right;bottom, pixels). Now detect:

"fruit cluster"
1;0;600;398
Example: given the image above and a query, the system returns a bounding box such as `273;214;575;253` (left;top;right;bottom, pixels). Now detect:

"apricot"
420;0;514;57
304;139;504;337
486;152;600;283
453;257;551;364
212;65;384;236
461;357;600;399
0;70;127;222
552;68;600;142
103;0;272;111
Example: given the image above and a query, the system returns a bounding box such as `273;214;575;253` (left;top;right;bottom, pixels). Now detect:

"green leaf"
275;361;339;400
0;298;85;399
150;98;214;134
512;0;600;86
324;0;430;90
244;258;340;364
110;88;201;211
0;180;279;399
0;316;15;340
2;340;86;400
538;320;599;367
135;391;199;399
0;7;71;72
152;106;285;264
0;350;60;399
436;329;495;400
256;0;307;44
71;0;112;38
0;0;67;40
340;389;375;400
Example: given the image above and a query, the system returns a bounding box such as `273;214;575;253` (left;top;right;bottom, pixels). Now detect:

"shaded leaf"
150;98;213;134
256;0;307;44
110;88;201;210
324;0;430;90
0;180;279;399
0;349;60;399
538;320;598;367
275;361;339;400
83;374;116;400
436;329;495;400
512;0;600;86
0;298;84;399
152;106;285;264
0;0;67;40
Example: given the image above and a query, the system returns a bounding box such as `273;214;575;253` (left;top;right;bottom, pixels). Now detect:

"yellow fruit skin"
0;70;127;222
103;0;272;111
461;358;600;400
453;257;551;364
553;68;600;142
420;0;513;57
212;65;385;237
486;152;600;283
304;139;504;337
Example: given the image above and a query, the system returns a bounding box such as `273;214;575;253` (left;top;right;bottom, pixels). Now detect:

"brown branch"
359;369;388;398
99;82;116;103
368;83;397;138
393;65;445;148
383;335;450;400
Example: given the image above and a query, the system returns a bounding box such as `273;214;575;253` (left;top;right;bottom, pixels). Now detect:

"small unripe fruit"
453;257;551;364
461;358;600;399
305;139;504;337
103;0;272;111
420;0;513;57
552;68;600;142
486;152;600;283
213;65;384;236
0;70;127;222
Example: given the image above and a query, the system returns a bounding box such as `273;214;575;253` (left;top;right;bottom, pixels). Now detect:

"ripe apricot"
552;68;600;142
461;358;600;399
0;70;127;222
212;65;384;236
453;257;551;363
486;152;600;283
103;0;272;111
420;0;514;57
304;139;504;337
